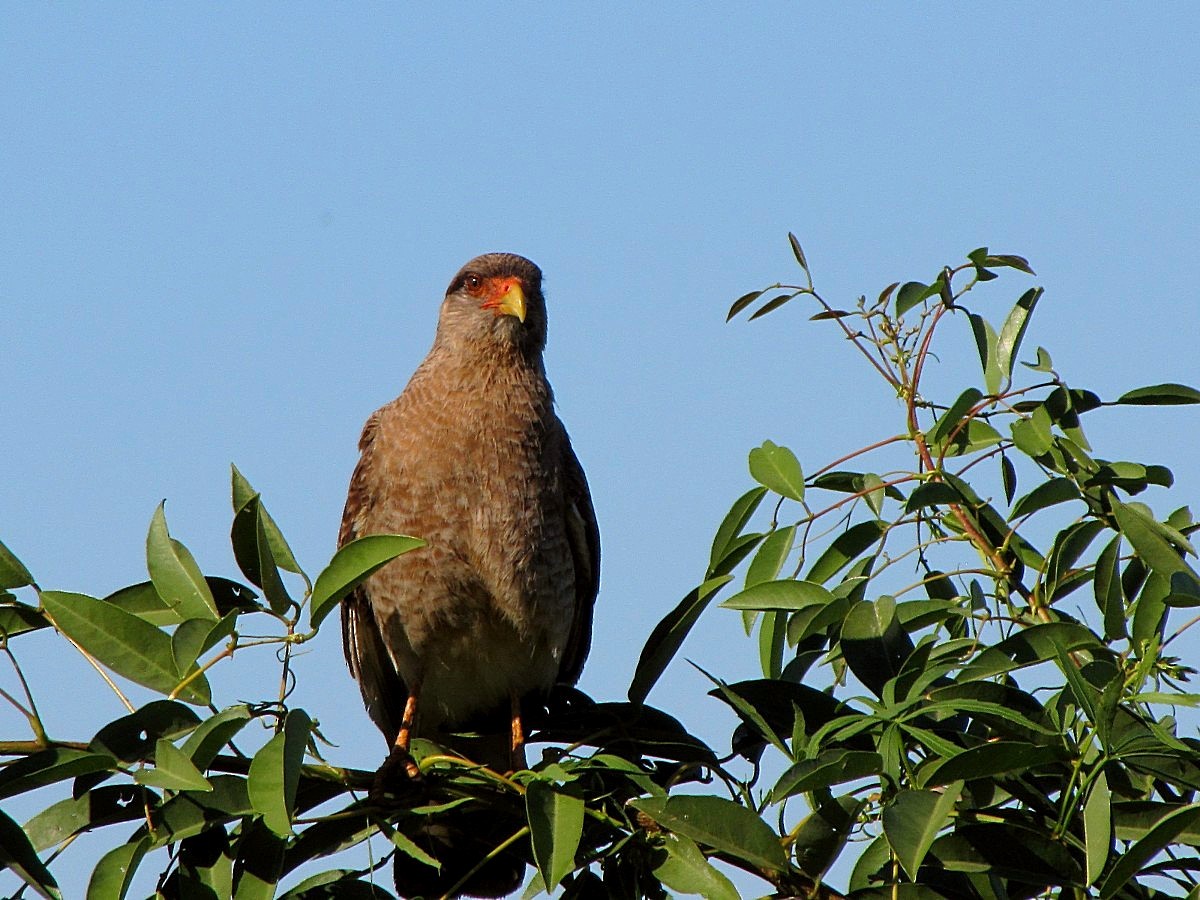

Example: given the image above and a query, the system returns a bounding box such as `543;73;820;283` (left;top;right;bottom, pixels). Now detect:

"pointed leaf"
748;440;805;502
710;487;767;570
135;738;213;792
882;783;963;882
628;576;733;704
806;520;886;585
309;534;424;628
788;232;809;273
1097;802;1200;898
1117;383;1200;405
0;748;116;801
0;539;35;589
967;313;1003;395
247;709;312;836
147;503;218;621
744;525;796;589
727;289;765;321
0;807;62;899
526;780;584;890
748;292;798;321
41;591;210;704
86;835;149;900
721;579;835;611
996;287;1042;379
90;700;202;763
653;833;739;900
1010;477;1081;519
630;795;787;872
181;705;253;769
231;465;306;577
1084;770;1111;886
895;281;931;317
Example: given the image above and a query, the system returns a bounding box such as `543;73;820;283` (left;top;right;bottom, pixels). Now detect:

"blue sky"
4;5;1199;896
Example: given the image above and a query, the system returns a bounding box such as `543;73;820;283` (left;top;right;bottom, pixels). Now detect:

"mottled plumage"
339;251;599;770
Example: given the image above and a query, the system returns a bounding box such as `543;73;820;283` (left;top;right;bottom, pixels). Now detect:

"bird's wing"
340;408;408;742
556;424;600;686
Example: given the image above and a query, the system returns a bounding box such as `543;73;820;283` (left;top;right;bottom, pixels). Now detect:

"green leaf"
770;750;882;801
840;595;915;697
231;495;293;615
748;440;805;502
90;700;202;763
630;795;787;872
1023;345;1055;372
920;741;1065;788
86;836;149;900
995;287;1042;380
628;575;733;704
748;292;798;321
790;794;865;881
1084;770;1111;886
806;520;886;585
181;704;253;769
0;807;62;899
0;539;35;589
653;833;740;900
0;601;49;638
41;590;210;704
231;464;306;577
721;579;835;611
929;388;983;447
1117;383;1200;405
1010;477;1081;519
788;231;809;273
1010;406;1054;457
710;487;767;571
744;525;796;589
135;738;214;792
525;780;584;891
0;748;117;801
171;617;213;674
1114;501;1197;571
147;503;219;621
247;709;312;836
861;473;886;517
231;818;286;899
895;281;933;317
727;289;765;321
1097;802;1200;898
939;419;1003;457
23;786;147;853
967;313;1003;395
882;783;963;882
904;481;963;512
309;533;424;628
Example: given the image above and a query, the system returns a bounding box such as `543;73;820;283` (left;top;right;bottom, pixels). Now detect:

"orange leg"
393;689;422;780
509;690;527;772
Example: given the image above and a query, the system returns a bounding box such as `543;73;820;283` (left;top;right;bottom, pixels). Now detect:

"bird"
338;252;600;897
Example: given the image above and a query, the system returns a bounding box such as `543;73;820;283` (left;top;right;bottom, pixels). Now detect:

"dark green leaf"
790;794;865;881
232;818;286;899
1094;536;1127;640
247;709;312;836
788;232;809;273
895;281;931;317
882;783;962;882
748;292;797;321
811;471;906;502
1010;406;1054;457
929;388;983;447
231;495;294;615
985;253;1035;274
652;833;739;900
1001;454;1017;504
0;807;62;899
1084;770;1111;886
905;482;963;513
628;575;733;704
968;313;1002;395
1010;477;1081;519
0;601;49;638
86;835;149;900
771;750;882;801
41;590;210;705
1117;383;1200;405
526;780;584;890
147;503;219;622
181;705;253;769
90;700;202;763
748;440;805;502
920;741;1065;787
806;520;886;585
0;748;117;801
721;579;835;611
1114;501;1196;574
309;534;425;628
0;539;35;589
629;795;787;872
1096;803;1200;898
710;487;767;571
840;595;915;697
727;289;765;321
231;464;306;577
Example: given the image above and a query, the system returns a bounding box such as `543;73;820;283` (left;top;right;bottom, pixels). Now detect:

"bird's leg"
371;687;424;805
509;690;527;772
391;688;423;780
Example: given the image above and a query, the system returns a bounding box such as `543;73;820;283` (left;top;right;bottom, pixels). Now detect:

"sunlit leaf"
1084;770;1111;886
967;313;1003;395
0;539;35;589
744;525;796;589
721;579;834;611
1010;477;1081;519
146;503;218;622
806;520;886;585
1117;383;1200;405
748;440;805;502
1096;803;1200;898
710;487;767;570
231;464;306;577
882;783;963;882
771;750;882;801
996;287;1042;380
630;795;787;872
135;738;213;792
248;709;312;836
526;780;584;890
86;835;149;900
653;833;739;900
309;533;424;629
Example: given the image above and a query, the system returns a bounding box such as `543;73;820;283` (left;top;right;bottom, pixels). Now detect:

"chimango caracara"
339;253;599;896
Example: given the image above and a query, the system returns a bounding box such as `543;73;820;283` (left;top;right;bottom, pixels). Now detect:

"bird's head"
437;253;547;355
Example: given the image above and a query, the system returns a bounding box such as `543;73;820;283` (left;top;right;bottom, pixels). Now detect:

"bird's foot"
370;746;425;807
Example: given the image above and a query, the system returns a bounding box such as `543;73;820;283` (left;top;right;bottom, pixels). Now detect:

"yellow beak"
495;281;526;323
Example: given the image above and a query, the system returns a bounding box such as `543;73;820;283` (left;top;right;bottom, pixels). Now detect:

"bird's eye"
463;274;484;295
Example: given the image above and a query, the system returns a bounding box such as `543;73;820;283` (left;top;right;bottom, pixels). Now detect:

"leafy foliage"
2;238;1199;899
